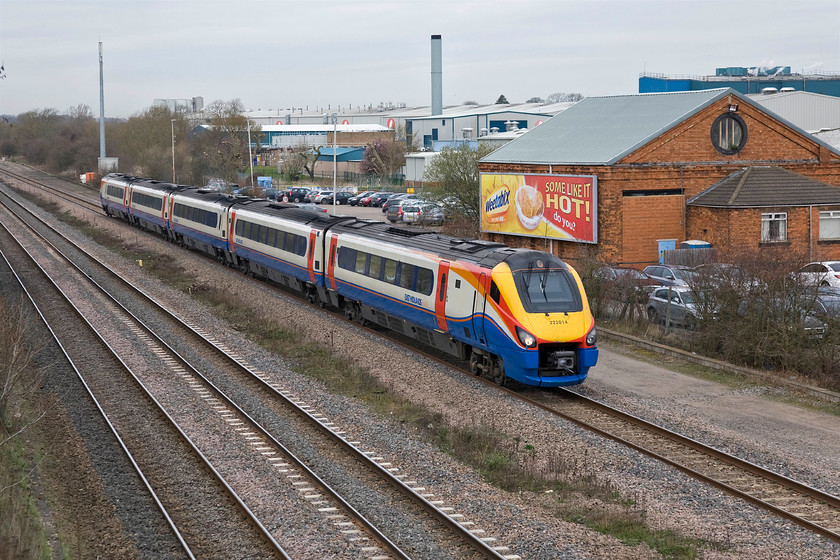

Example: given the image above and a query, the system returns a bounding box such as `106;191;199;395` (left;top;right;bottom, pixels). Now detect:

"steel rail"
0;176;514;559
0;241;197;560
0;197;291;559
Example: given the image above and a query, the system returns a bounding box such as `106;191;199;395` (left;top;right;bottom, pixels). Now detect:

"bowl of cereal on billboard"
515;185;544;230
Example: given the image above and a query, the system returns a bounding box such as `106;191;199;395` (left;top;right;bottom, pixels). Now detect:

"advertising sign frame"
480;172;598;244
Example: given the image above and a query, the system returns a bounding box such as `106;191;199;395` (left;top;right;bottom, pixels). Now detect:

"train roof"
106;173;191;194
331;219;542;269
233;200;355;229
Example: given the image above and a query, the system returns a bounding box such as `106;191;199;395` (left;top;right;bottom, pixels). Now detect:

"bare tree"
360;139;406;177
546;92;583;103
190;99;257;184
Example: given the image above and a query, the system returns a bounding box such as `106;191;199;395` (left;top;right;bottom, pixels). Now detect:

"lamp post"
247;119;255;187
170;119;176;183
332;113;337;215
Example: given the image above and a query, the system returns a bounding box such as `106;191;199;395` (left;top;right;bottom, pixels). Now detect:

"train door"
306;230;317;283
435;260;450;331
471;272;488;345
327;235;339;290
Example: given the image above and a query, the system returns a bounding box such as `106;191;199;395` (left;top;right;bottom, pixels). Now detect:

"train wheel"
469;352;480;375
305;290;317;304
488;356;506;386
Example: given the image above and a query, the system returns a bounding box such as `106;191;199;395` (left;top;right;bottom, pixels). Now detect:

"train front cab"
487;253;598;387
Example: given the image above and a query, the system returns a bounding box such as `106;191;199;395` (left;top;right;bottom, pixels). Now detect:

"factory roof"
481;88;840;166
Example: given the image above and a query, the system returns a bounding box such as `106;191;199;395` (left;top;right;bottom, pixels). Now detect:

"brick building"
479;88;840;267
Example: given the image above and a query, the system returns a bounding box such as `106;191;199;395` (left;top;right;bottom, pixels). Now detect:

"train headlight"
516;326;537;348
586;326;597;346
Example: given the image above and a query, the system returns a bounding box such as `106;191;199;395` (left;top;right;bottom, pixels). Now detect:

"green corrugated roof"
481;89;732;165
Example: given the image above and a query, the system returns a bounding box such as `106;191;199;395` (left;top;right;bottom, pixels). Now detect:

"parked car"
304;190;333;204
348;191;374;206
643;264;697;287
284;187;314;203
402;203;445;226
382;193;421;213
797;261;840;288
322;191;353;205
594;266;659;300
738;294;827;339
369;192;396;207
691;262;765;295
385;199;426;223
646;286;706;328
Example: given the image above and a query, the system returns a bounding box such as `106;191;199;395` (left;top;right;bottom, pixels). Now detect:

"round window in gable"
711;113;747;155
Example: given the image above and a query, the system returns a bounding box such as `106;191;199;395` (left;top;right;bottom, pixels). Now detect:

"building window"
761;212;787;243
711;113;747;155
820;211;840;240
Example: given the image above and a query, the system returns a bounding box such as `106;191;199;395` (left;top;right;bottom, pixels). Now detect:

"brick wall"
478;95;840;266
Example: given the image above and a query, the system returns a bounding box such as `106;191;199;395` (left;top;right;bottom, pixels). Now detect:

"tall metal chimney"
98;42;106;160
431;34;442;116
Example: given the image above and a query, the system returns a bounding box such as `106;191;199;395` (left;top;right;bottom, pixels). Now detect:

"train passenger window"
283;233;296;253
355;252;367;274
206;212;218;228
399;263;414;290
260;226;270;245
369;255;382;280
296;236;307;256
238;221;249;239
384;259;397;284
337;247;355;270
490;281;501;304
416;268;433;295
439;273;447;302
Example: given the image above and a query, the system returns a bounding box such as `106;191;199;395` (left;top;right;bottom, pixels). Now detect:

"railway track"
0;178;515;558
0;164;102;212
0;196;288;558
4;165;840;547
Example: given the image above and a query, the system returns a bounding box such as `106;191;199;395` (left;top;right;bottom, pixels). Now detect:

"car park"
402;203;445;226
643;264;697;287
348;191;374;206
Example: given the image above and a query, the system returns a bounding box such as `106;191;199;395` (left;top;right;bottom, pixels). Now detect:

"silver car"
646;286;703;327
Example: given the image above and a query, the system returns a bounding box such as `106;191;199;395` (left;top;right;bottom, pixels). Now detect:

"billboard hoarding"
480;172;598;244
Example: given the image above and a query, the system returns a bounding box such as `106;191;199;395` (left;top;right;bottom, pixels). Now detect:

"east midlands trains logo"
484;186;510;223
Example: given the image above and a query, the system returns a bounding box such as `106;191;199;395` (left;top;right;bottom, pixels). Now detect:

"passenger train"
100;173;598;387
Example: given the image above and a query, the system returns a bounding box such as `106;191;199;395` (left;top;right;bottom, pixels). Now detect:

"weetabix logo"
484;186;510;223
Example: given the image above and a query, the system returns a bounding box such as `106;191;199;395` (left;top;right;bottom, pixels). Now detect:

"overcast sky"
0;0;838;118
